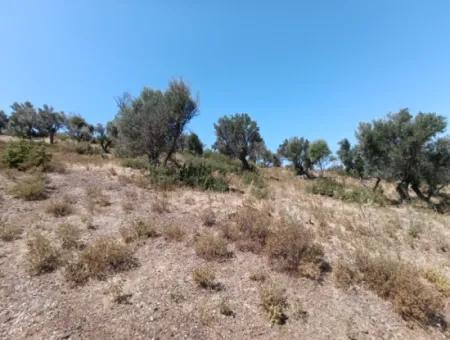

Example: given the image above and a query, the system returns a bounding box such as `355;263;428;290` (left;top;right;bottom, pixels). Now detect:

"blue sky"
1;1;450;152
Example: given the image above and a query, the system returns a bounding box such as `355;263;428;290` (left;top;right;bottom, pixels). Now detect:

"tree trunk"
49;132;55;144
240;155;250;171
396;181;410;202
373;177;381;192
411;183;428;201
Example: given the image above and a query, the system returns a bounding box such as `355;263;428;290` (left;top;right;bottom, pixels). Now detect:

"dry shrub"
86;186;110;207
46;200;73;217
108;278;132;304
201;208;216;227
152;193;170;214
192;266;221;290
249;271;267;282
163;225;185;242
57;223;81;249
194;232;231;261
120;220;158;243
26;232;61;274
65;238;137;285
232;206;271;253
259;282;288;325
424;269;450;297
0;223;22;241
266;220;325;279
11;174;47;200
219;299;235;317
337;254;446;328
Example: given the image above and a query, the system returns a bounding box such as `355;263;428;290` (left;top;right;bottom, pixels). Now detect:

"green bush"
74;142;100;155
2;140;51;170
121;157;149;170
309;177;385;205
178;162;229;192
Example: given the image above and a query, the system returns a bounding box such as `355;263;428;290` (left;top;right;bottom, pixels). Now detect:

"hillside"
1;139;449;340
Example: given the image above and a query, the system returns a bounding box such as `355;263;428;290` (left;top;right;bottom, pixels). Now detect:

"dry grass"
152;193;170;214
162;224;185;242
57;223;81;249
11;174;47;200
65;238;137;285
249;271;267;282
335;253;446;328
120;220;159;243
86;186;111;208
200;208;216;226
194;232;231;261
424;269;450;297
46;200;73;217
266;220;326;279
26;232;61;275
0;223;23;241
192;266;221;290
259;282;288;325
232;206;271;253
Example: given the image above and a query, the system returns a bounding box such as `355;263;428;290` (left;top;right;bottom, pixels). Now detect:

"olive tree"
36;105;65;144
0;110;8;134
277;137;312;177
308;139;332;173
186;132;203;155
357;109;449;201
8;102;37;138
337;138;365;178
94;123;113;153
66;115;94;142
115;80;198;164
213;113;263;170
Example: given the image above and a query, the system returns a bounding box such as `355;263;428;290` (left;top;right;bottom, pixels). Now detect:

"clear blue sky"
1;1;450;152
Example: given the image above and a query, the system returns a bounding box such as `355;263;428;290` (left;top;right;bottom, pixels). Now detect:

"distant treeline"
1;80;449;202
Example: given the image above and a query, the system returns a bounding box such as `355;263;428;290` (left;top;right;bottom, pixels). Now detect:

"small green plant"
259;282;288;325
2;140;51;170
26;232;61;275
11;174;47;200
194;232;231;261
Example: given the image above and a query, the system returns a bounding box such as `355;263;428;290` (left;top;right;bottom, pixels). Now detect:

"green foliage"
213;113;263;170
36;105;65;144
178;162;229;191
308;139;332;171
357;109;449;201
337;138;364;177
115;80;198;164
8;102;37;138
277;137;312;176
66;115;94;142
2;140;51;170
121;157;149;170
0;110;8;133
186;132;203;155
309;177;386;205
94;123;113;153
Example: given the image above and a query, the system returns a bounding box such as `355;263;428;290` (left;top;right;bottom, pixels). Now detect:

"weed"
259;282;288;325
201;208;216;226
11;174;47;200
46;200;73;217
233;206;270;253
163;225;185;242
57;223;81;249
194;232;231;261
26;232;61;274
192;266;221;290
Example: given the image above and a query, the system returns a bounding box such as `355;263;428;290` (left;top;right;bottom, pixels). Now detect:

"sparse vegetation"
57;223;81;249
232;206;270;253
11;174;47;200
65;238;137;285
26;232;61;275
192;266;221;290
0;223;22;241
259;282;288;325
194;232;231;261
201;208;216;226
162;224;185;242
46;200;73;217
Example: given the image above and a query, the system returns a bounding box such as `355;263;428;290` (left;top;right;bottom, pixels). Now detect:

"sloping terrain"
1;148;449;339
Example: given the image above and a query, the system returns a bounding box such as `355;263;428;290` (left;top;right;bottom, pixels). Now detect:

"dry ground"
1;146;450;339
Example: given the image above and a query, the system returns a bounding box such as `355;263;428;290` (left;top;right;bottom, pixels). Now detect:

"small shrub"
57;223;81;249
86;186;110;207
259;282;288;325
219;299;235;317
11;174;47;200
424;269;450;297
201;208;216;226
121;157;149;170
233;206;270;253
2;140;51;170
194;232;231;261
26;232;61;274
0;224;22;241
249;271;267;282
108;278;132;304
120;220;158;243
178;162;229;192
65;238;137;285
163;225;185;242
340;253;446;328
74;142;99;155
192;266;221;290
119;225;138;244
46;200;73;217
266;220;325;278
408;222;423;239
